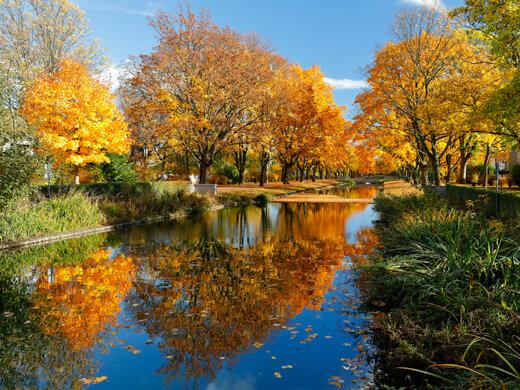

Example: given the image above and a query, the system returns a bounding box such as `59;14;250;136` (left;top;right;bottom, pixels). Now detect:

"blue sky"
76;0;463;118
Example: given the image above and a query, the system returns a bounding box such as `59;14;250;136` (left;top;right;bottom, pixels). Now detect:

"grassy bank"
0;187;209;243
366;191;519;388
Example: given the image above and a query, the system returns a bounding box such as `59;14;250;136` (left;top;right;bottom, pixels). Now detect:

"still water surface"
0;186;379;389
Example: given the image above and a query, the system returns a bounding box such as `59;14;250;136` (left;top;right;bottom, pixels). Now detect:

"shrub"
100;153;138;183
511;163;520;186
0;142;40;207
446;184;520;219
213;161;239;184
40;182;155;199
253;193;271;205
0;192;105;242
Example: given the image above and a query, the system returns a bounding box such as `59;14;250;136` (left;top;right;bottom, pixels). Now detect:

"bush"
213;161;240;184
40;181;189;200
40;182;154;199
100;154;138;183
253;193;271;205
0;192;105;242
511;163;520;186
0;143;40;207
446;184;520;219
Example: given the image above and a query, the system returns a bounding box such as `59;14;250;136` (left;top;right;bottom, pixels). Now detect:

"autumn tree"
21;59;130;184
269;65;346;184
0;0;103;138
452;1;520;144
355;7;490;185
122;7;278;183
451;0;520;67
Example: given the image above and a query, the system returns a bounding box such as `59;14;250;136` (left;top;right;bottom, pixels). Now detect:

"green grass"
367;192;520;388
99;187;210;224
0;186;210;243
0;192;105;242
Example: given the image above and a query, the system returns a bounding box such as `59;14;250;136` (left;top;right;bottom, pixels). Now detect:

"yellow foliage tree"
32;249;137;351
21;59;130;184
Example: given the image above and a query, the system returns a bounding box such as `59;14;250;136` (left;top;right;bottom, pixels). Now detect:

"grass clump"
99;188;210;224
368;192;520;388
0;192;105;242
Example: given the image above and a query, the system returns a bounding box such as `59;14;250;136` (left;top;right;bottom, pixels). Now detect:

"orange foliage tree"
121;7;278;183
32;249;136;351
21;59;130;184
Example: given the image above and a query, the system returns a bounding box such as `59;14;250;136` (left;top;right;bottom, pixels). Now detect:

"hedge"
39;181;189;200
446;184;520;219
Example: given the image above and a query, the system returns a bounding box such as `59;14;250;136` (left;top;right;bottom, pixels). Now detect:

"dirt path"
273;194;373;203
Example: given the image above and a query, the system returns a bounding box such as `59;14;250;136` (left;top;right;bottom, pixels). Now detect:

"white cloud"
324;77;369;90
400;0;446;10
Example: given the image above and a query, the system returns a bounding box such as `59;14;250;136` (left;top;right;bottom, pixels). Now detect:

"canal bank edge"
0;182;353;251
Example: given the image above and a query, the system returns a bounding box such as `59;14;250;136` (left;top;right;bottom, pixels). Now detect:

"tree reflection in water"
0;246;136;389
127;236;347;383
0;198;378;388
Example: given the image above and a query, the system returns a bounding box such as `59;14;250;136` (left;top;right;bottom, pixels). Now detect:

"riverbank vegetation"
367;192;519;388
0;188;210;243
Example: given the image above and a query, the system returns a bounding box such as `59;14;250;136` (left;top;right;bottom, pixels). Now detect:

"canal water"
0;186;379;389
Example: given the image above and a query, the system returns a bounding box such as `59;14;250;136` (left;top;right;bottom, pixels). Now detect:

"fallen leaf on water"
274;371;282;378
253;342;263;349
123;345;141;355
165;355;173;359
80;376;108;385
328;376;344;388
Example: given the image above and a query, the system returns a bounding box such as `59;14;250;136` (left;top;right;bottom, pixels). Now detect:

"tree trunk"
311;165;317;182
198;153;212;184
445;154;453;184
233;148;248;185
281;162;292;184
259;151;269;187
431;152;442;186
458;157;470;184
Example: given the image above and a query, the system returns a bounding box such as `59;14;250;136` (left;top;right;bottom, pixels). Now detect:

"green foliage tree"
451;0;520;67
99;154;138;183
482;70;520;142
